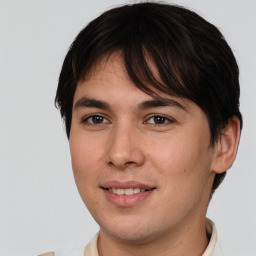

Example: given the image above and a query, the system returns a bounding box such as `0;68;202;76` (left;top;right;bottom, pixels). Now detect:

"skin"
69;53;240;256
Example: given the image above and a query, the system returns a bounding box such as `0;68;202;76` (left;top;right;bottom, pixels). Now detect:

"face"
69;54;216;244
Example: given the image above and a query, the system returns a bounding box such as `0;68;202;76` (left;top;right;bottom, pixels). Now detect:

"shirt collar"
202;218;218;256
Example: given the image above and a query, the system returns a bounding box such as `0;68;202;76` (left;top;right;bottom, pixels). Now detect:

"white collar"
202;218;218;256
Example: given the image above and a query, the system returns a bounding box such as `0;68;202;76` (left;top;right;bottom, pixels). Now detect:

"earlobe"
211;116;241;174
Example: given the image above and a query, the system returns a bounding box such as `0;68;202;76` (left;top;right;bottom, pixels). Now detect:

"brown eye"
83;115;109;125
153;116;166;124
146;115;174;126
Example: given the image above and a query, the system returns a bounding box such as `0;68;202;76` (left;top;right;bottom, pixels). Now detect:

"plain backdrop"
1;0;255;255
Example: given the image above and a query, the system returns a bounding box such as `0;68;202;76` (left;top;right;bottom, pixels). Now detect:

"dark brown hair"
55;2;242;196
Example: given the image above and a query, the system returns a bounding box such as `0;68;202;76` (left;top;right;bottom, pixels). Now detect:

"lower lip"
103;189;155;207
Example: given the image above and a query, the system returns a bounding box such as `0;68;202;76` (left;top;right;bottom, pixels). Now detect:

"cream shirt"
39;219;223;256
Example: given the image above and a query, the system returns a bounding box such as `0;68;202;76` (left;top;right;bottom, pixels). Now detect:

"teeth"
125;188;133;195
133;188;140;194
109;188;147;195
116;189;124;195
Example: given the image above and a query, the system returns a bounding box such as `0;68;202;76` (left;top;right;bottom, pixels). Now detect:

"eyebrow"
74;97;188;112
137;98;188;111
74;97;111;110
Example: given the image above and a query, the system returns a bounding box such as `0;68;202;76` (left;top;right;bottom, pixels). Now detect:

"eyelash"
145;115;174;126
81;114;174;127
82;115;109;126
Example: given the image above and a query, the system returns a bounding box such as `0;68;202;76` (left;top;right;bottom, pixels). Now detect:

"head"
55;1;242;242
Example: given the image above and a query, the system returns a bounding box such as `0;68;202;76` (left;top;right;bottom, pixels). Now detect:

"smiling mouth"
102;187;154;195
101;181;156;207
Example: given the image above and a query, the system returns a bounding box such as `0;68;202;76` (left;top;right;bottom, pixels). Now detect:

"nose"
105;122;145;170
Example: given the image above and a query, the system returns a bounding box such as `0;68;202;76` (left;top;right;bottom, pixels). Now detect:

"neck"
98;216;209;256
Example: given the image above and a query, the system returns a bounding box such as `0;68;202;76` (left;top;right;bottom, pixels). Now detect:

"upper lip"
101;180;156;190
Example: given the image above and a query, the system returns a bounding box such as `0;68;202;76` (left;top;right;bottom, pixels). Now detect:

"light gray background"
1;0;255;255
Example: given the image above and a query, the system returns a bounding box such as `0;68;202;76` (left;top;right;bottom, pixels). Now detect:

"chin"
99;216;163;244
106;229;155;244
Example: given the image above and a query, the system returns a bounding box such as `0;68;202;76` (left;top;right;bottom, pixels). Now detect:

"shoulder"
38;232;99;256
38;245;85;256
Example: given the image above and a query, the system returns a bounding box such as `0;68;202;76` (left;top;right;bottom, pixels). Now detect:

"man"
41;2;242;255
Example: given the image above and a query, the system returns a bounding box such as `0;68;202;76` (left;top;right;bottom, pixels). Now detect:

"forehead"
81;50;175;94
82;52;134;83
73;54;197;117
77;52;187;103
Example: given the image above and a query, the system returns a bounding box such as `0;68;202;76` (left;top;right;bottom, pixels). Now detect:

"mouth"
102;187;154;195
100;180;156;207
101;180;156;193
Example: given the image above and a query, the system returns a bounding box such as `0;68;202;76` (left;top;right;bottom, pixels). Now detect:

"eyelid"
81;113;110;125
80;113;174;127
144;114;175;126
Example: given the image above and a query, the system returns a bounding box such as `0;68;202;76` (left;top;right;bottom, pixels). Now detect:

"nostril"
125;161;136;165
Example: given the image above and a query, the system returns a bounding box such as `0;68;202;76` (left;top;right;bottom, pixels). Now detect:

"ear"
211;116;241;174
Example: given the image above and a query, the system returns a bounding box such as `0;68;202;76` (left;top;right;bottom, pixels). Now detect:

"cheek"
69;134;103;207
146;134;213;217
69;133;106;204
147;131;212;189
70;133;104;175
148;136;201;171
